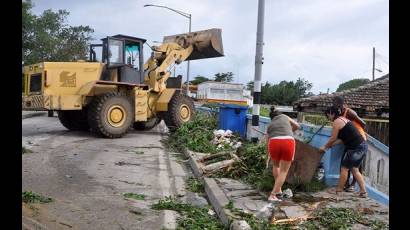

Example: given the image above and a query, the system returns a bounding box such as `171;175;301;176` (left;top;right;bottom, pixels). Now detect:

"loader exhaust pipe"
163;28;224;61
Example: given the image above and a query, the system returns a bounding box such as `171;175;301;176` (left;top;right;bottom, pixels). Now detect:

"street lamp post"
144;4;191;96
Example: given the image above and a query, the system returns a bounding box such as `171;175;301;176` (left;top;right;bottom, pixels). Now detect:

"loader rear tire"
162;93;195;131
133;117;162;131
58;110;90;131
87;92;134;138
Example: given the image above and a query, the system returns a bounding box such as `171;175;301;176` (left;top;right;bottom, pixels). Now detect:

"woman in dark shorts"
319;106;368;198
266;106;300;202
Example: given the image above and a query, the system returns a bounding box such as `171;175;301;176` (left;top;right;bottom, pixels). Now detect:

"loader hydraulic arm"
143;43;193;93
143;28;224;94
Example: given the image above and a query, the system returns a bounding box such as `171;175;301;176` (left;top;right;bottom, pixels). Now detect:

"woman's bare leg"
351;167;367;193
337;167;349;191
272;160;292;194
271;160;281;194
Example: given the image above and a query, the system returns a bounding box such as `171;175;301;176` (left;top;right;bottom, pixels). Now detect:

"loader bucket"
163;28;224;61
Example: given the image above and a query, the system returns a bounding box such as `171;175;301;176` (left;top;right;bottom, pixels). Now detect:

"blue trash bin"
218;104;248;137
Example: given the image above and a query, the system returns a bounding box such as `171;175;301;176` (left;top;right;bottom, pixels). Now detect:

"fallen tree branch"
203;159;237;173
199;151;234;162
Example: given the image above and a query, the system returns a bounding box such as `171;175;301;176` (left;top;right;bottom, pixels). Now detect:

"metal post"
372;47;375;81
186;15;192;96
251;0;265;143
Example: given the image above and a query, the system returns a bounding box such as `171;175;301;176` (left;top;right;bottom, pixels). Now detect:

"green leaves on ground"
186;177;205;193
22;191;53;203
123;193;145;200
22;146;32;154
152;196;225;230
164;113;219;153
301;207;388;230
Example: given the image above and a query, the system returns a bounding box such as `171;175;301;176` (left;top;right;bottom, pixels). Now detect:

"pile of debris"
212;129;242;150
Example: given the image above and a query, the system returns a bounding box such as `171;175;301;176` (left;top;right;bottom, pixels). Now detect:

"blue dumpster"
218;104;248;137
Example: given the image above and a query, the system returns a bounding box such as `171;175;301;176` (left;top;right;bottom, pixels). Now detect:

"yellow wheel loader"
22;29;224;138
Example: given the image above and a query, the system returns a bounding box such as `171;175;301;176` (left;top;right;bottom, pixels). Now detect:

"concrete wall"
363;136;389;195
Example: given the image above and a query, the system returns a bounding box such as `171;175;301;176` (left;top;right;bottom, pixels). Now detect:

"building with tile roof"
293;74;389;118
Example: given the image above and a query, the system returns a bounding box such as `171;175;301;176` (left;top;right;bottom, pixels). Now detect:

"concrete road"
22;113;201;230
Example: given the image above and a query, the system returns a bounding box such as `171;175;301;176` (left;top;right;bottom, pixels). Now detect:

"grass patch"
304;114;331;126
22;191;53;203
248;107;270;117
123;193;145;200
301;207;388;230
152;196;225;230
186;177;205;193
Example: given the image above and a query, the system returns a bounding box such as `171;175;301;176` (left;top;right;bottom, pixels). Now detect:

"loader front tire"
133;117;162;131
58;110;90;131
88;92;134;138
162;93;195;131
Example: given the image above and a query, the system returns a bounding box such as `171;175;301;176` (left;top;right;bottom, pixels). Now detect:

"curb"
22;112;47;119
183;150;204;178
204;177;232;226
183;149;248;228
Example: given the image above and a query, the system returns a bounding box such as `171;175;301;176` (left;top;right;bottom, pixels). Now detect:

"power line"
375;52;389;65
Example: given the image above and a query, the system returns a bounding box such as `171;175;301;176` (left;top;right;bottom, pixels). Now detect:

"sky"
30;0;389;94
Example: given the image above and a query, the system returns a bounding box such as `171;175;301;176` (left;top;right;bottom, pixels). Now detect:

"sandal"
344;186;355;192
357;192;368;198
268;192;282;202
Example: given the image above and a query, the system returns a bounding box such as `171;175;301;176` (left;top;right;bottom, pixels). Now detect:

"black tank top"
337;117;364;150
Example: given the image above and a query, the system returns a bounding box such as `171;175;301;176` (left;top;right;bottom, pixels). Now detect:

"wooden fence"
363;118;389;146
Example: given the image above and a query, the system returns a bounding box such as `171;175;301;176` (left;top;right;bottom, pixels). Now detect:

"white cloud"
31;0;389;94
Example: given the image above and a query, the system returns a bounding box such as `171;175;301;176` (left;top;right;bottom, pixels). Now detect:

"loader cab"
89;34;146;84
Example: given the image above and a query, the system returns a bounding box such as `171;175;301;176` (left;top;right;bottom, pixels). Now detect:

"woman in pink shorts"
266;106;300;202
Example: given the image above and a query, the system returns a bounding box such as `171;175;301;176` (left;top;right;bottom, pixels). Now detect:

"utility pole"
251;0;265;143
372;47;375;81
187;16;192;96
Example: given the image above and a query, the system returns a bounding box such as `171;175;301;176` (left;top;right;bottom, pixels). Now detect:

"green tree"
336;78;370;92
22;0;94;65
214;72;234;82
260;78;313;105
190;75;210;85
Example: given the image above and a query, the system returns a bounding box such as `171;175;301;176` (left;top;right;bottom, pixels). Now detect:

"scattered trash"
59;222;73;228
129;210;143;215
119;180;136;185
316;163;325;181
283;188;293;198
65;175;72;178
115;161;140;166
212;129;242;151
208;209;216;216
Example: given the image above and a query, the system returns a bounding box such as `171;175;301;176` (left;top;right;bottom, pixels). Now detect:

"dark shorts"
341;142;368;169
